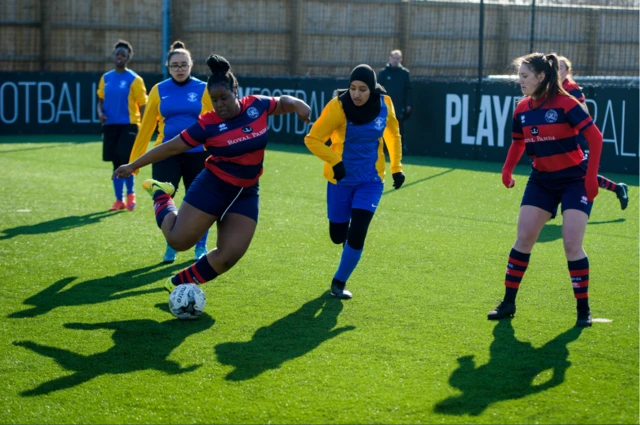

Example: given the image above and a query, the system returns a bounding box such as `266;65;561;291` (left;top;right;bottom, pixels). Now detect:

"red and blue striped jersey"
562;77;585;103
180;95;277;188
512;94;594;180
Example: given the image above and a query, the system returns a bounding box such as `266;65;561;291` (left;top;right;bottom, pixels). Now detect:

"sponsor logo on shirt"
219;123;227;131
530;126;539;135
581;195;588;205
247;107;259;119
545;109;558;123
374;117;385;131
242;126;253;133
227;127;267;145
119;80;128;89
520;115;525;124
187;92;198;102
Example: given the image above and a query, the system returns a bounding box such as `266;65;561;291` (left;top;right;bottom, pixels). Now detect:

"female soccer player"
558;55;629;210
97;39;147;211
488;53;604;327
304;64;405;299
129;41;213;262
113;55;311;293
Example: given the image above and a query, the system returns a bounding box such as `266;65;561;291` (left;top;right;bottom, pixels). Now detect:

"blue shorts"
327;181;384;223
521;176;593;217
184;169;260;222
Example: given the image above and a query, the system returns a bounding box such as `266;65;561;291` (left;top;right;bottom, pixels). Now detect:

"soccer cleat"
487;301;516;320
142;179;175;198
163;244;177;263
126;193;136;211
109;200;127;211
164;277;177;293
330;279;352;299
615;183;629;210
194;246;208;261
576;309;592;327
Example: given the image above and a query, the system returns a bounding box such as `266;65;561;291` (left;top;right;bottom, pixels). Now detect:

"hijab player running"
304;64;405;299
114;55;311;293
487;53;604;327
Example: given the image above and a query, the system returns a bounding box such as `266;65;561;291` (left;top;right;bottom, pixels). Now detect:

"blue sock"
124;175;135;194
334;243;363;283
195;230;209;249
113;178;125;201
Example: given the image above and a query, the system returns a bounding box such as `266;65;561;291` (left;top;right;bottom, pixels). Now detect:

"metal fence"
1;0;638;78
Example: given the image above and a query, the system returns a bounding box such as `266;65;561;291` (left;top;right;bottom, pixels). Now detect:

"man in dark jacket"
379;50;412;153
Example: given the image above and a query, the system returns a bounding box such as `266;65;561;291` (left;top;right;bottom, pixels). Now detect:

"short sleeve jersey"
180;95;277;188
97;69;147;125
512;94;594;180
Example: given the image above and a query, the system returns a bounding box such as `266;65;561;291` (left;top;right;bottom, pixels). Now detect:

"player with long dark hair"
114;55;311;293
488;52;604;327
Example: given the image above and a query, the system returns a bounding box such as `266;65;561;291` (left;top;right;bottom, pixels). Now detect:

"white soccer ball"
168;283;206;320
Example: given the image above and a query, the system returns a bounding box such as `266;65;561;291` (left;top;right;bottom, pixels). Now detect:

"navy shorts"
183;169;260;222
521;176;593;217
327;181;384;223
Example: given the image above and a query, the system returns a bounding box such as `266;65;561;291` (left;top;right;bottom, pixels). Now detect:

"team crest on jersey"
187;92;198;102
247;107;259;119
119;80;128;89
530;126;539;136
374;117;385;131
242;126;253;133
545;109;558;123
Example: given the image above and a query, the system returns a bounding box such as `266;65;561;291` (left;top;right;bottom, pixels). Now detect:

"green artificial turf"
0;136;637;424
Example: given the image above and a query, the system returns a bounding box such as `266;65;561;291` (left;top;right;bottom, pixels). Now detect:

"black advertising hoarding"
1;73;637;174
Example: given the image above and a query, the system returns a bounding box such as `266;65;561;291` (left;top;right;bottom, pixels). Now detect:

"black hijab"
338;64;387;125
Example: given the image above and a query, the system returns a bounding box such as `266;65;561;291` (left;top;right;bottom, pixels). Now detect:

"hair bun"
171;40;186;50
206;55;231;74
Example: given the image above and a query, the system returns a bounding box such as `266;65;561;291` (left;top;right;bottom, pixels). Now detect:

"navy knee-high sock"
568;257;590;312
172;255;219;286
152;192;177;228
503;248;531;303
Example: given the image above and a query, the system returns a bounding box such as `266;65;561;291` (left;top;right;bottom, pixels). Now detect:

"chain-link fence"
2;0;638;78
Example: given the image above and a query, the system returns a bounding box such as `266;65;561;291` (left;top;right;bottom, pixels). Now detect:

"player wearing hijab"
304;64;405;299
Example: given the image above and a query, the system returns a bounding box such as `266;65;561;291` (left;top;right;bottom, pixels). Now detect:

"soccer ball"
168;283;206;320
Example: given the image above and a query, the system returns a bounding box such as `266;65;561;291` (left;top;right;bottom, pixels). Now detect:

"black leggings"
329;208;374;250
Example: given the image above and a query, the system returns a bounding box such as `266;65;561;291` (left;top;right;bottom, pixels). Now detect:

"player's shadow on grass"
434;319;583;416
0;211;119;240
537;218;626;243
8;261;192;318
13;307;214;396
215;292;355;381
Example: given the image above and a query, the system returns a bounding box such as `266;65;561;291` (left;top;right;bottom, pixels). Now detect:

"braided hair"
206;55;238;94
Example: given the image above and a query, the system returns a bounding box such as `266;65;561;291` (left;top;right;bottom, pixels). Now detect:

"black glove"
392;172;405;189
333;162;346;182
